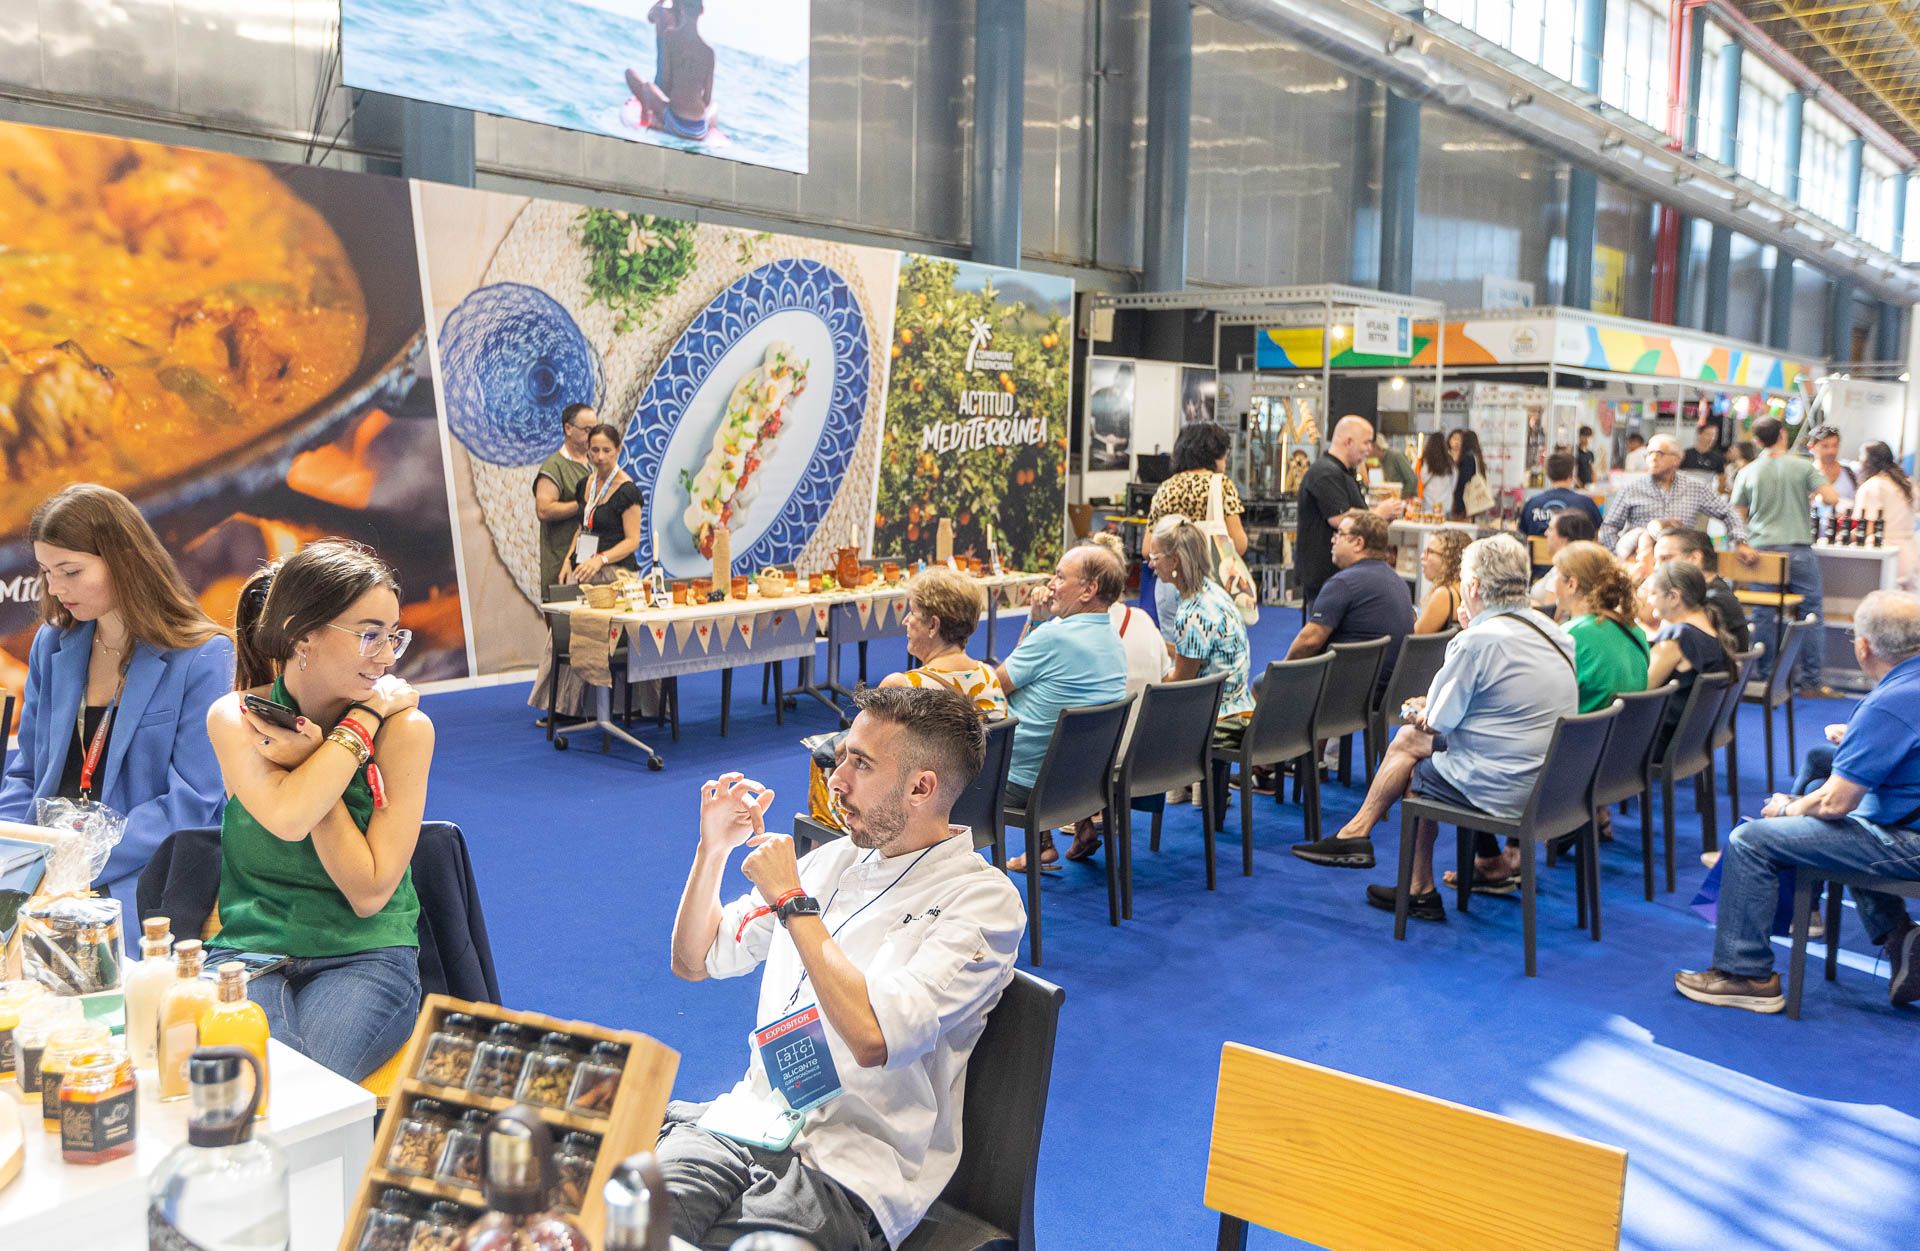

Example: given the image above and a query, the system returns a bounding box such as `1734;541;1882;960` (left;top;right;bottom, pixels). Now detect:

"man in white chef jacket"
662;685;1026;1251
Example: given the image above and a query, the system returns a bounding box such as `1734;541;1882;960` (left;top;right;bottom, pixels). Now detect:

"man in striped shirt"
1598;433;1757;563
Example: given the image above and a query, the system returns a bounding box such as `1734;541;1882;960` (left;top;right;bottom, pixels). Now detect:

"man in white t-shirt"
660;685;1025;1250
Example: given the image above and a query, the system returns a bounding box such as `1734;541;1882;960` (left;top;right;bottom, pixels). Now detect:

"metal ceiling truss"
1738;0;1920;150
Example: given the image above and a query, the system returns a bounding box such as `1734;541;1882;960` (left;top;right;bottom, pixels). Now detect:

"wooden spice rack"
339;994;679;1250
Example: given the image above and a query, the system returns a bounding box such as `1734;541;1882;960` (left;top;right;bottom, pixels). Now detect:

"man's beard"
840;782;910;852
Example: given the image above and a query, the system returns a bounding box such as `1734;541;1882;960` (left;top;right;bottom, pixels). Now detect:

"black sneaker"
1889;926;1920;1008
1366;882;1445;922
1290;836;1375;868
1673;968;1785;1014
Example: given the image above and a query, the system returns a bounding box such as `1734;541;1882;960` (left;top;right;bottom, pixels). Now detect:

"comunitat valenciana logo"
965;317;1014;372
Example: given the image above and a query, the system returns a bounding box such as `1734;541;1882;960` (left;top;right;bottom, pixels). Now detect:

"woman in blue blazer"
0;485;233;908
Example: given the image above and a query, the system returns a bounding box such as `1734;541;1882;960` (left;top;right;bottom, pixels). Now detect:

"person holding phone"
0;484;233;908
202;540;434;1081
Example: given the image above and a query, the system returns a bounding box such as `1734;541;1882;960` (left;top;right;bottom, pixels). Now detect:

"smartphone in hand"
242;693;302;732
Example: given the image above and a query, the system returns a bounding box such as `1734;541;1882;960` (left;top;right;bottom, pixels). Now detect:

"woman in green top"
205;540;435;1080
1552;541;1650;713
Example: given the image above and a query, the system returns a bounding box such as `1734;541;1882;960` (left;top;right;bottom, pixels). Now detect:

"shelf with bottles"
340;994;678;1251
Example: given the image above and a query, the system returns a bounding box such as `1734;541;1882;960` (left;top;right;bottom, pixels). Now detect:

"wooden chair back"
1728;549;1791;597
1205;1043;1627;1251
1528;534;1551;567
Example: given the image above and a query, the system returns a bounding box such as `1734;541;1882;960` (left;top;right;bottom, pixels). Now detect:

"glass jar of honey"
60;1048;138;1164
40;1021;110;1132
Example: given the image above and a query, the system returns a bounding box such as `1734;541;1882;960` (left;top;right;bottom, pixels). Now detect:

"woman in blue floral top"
1147;518;1256;733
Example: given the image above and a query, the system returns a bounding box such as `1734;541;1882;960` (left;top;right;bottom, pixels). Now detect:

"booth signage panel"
1255;326;1428;370
1353;308;1412;356
1480;276;1536;310
1412;314;1813;392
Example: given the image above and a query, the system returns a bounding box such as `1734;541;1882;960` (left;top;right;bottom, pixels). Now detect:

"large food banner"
417;183;899;674
0;119;470;700
874;260;1072;573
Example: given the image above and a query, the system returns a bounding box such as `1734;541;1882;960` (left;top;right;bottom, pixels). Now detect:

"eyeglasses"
1334;529;1362;541
567;419;596;432
329;622;413;660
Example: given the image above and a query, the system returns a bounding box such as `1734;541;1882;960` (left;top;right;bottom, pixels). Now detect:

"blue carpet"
418;612;1919;1250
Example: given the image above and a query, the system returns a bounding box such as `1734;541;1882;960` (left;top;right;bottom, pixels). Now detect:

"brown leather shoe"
1674;968;1785;1014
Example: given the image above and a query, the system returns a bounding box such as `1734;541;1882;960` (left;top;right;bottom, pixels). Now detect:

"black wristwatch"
777;895;822;926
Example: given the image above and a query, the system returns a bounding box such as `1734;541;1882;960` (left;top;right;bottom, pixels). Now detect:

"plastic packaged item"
457;1106;591;1249
158;940;220;1102
437;1108;491;1190
566;1041;626;1117
466;1024;532;1099
197;963;271;1116
409;1200;470;1251
0;979;51;1083
148;1047;288;1249
21;894;124;996
388;1098;456;1178
357;1188;422;1251
39;1021;111;1131
418;1012;486;1087
122;917;175;1070
513;1032;579;1109
59;1046;138;1164
548;1131;600;1214
14;994;83;1098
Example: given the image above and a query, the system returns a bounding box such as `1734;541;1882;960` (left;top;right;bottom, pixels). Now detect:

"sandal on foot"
1064;820;1104;862
1441;867;1521;896
1009;842;1061;873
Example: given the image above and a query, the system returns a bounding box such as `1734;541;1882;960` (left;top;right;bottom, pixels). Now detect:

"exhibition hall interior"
4;0;1920;1247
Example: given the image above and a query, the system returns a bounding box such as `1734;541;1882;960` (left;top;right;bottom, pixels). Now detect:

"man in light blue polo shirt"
995;544;1128;871
1677;590;1920;1013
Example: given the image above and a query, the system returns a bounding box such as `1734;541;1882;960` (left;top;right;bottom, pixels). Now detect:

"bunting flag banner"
856;598;873;628
738;617;756;647
872;598;891;629
647;623;668;651
672;620;698;652
696;620;714;653
715;615;737;652
813;605;830;633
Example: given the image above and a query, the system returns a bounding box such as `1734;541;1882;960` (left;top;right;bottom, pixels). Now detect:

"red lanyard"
583;471;618;532
77;676;126;800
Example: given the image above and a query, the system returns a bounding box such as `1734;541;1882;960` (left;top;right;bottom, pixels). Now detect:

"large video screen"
342;0;810;174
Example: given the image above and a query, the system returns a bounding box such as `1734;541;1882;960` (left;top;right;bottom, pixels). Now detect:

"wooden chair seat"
1732;589;1805;608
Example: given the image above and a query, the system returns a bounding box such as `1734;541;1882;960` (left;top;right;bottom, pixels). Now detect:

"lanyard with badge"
699;845;935;1152
576;470;619;561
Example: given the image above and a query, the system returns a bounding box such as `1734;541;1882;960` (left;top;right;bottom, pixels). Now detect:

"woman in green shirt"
205;540;435;1080
1553;541;1650;713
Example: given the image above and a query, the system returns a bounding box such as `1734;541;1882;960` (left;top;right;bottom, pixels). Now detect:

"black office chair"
1786;871;1920;1019
899;969;1065;1251
1709;645;1765;832
1587;683;1677;904
1211;655;1332;865
1392;704;1620;976
1742;616;1816;794
1368;629;1455;774
1313;637;1390;787
544;583;637;744
1111;674;1226;918
792;717;1019;863
1650;672;1736;894
1003;695;1135;966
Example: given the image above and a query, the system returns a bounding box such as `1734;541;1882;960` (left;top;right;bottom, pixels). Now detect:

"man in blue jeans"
1730;414;1839;694
1676;591;1920;1013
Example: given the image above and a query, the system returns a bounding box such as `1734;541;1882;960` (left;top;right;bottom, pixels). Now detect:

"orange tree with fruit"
873;256;1070;572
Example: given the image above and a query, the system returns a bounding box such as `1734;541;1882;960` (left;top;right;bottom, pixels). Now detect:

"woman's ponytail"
232;564;280;691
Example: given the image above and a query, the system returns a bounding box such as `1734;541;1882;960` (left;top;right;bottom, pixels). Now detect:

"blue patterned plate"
440;282;602;467
626;259;870;576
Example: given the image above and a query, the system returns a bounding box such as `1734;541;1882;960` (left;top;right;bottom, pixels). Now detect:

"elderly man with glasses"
1598;432;1755;561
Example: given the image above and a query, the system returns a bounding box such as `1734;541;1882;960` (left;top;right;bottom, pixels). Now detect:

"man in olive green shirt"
535;403;599;593
1730;415;1839;691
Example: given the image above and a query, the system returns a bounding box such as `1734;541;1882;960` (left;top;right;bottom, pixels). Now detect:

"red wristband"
734;888;806;942
336;716;375;754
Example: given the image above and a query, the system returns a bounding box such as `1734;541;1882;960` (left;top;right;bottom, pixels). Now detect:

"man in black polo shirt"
1295;415;1404;612
1286;509;1415;698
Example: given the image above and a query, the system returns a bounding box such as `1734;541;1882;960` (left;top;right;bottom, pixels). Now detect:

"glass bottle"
14;993;82;1100
602;1153;672;1251
147;1046;289;1251
457;1107;591;1250
566;1041;625;1118
159;940;221;1101
40;1021;111;1132
466;1024;531;1099
418;1013;486;1088
357;1189;421;1251
436;1108;492;1191
123;916;175;1070
0;979;50;1086
387;1097;455;1178
513;1032;579;1109
548;1131;599;1214
59;1046;138;1164
197;962;271;1117
408;1201;470;1251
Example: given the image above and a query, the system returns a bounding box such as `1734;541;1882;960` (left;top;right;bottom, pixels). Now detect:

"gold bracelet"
326;727;370;766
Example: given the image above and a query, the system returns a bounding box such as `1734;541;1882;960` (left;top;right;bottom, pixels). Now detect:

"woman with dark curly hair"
1145;423;1248;643
1413;529;1471;634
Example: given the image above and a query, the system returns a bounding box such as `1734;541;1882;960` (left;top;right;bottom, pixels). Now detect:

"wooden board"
0;1099;20;1194
339;994;679;1250
1204;1042;1627;1251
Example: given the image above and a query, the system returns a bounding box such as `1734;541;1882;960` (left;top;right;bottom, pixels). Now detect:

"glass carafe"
148;1046;289;1251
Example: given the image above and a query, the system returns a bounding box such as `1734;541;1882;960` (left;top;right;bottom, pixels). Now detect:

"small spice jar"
566;1040;626;1117
513;1031;579;1108
357;1188;419;1251
406;1200;469;1251
40;1021;110;1132
416;1013;484;1088
548;1130;600;1213
435;1108;490;1190
14;995;82;1099
59;1047;137;1164
385;1097;454;1177
465;1023;531;1099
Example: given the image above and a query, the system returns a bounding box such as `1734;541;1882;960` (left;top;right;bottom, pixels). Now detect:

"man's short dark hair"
1660;525;1718;573
1548;510;1597;543
1338;508;1390;556
1545;451;1575;482
561;402;595;427
1578;425;1593;438
1626;432;1646;446
852;686;985;805
1752;415;1785;447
